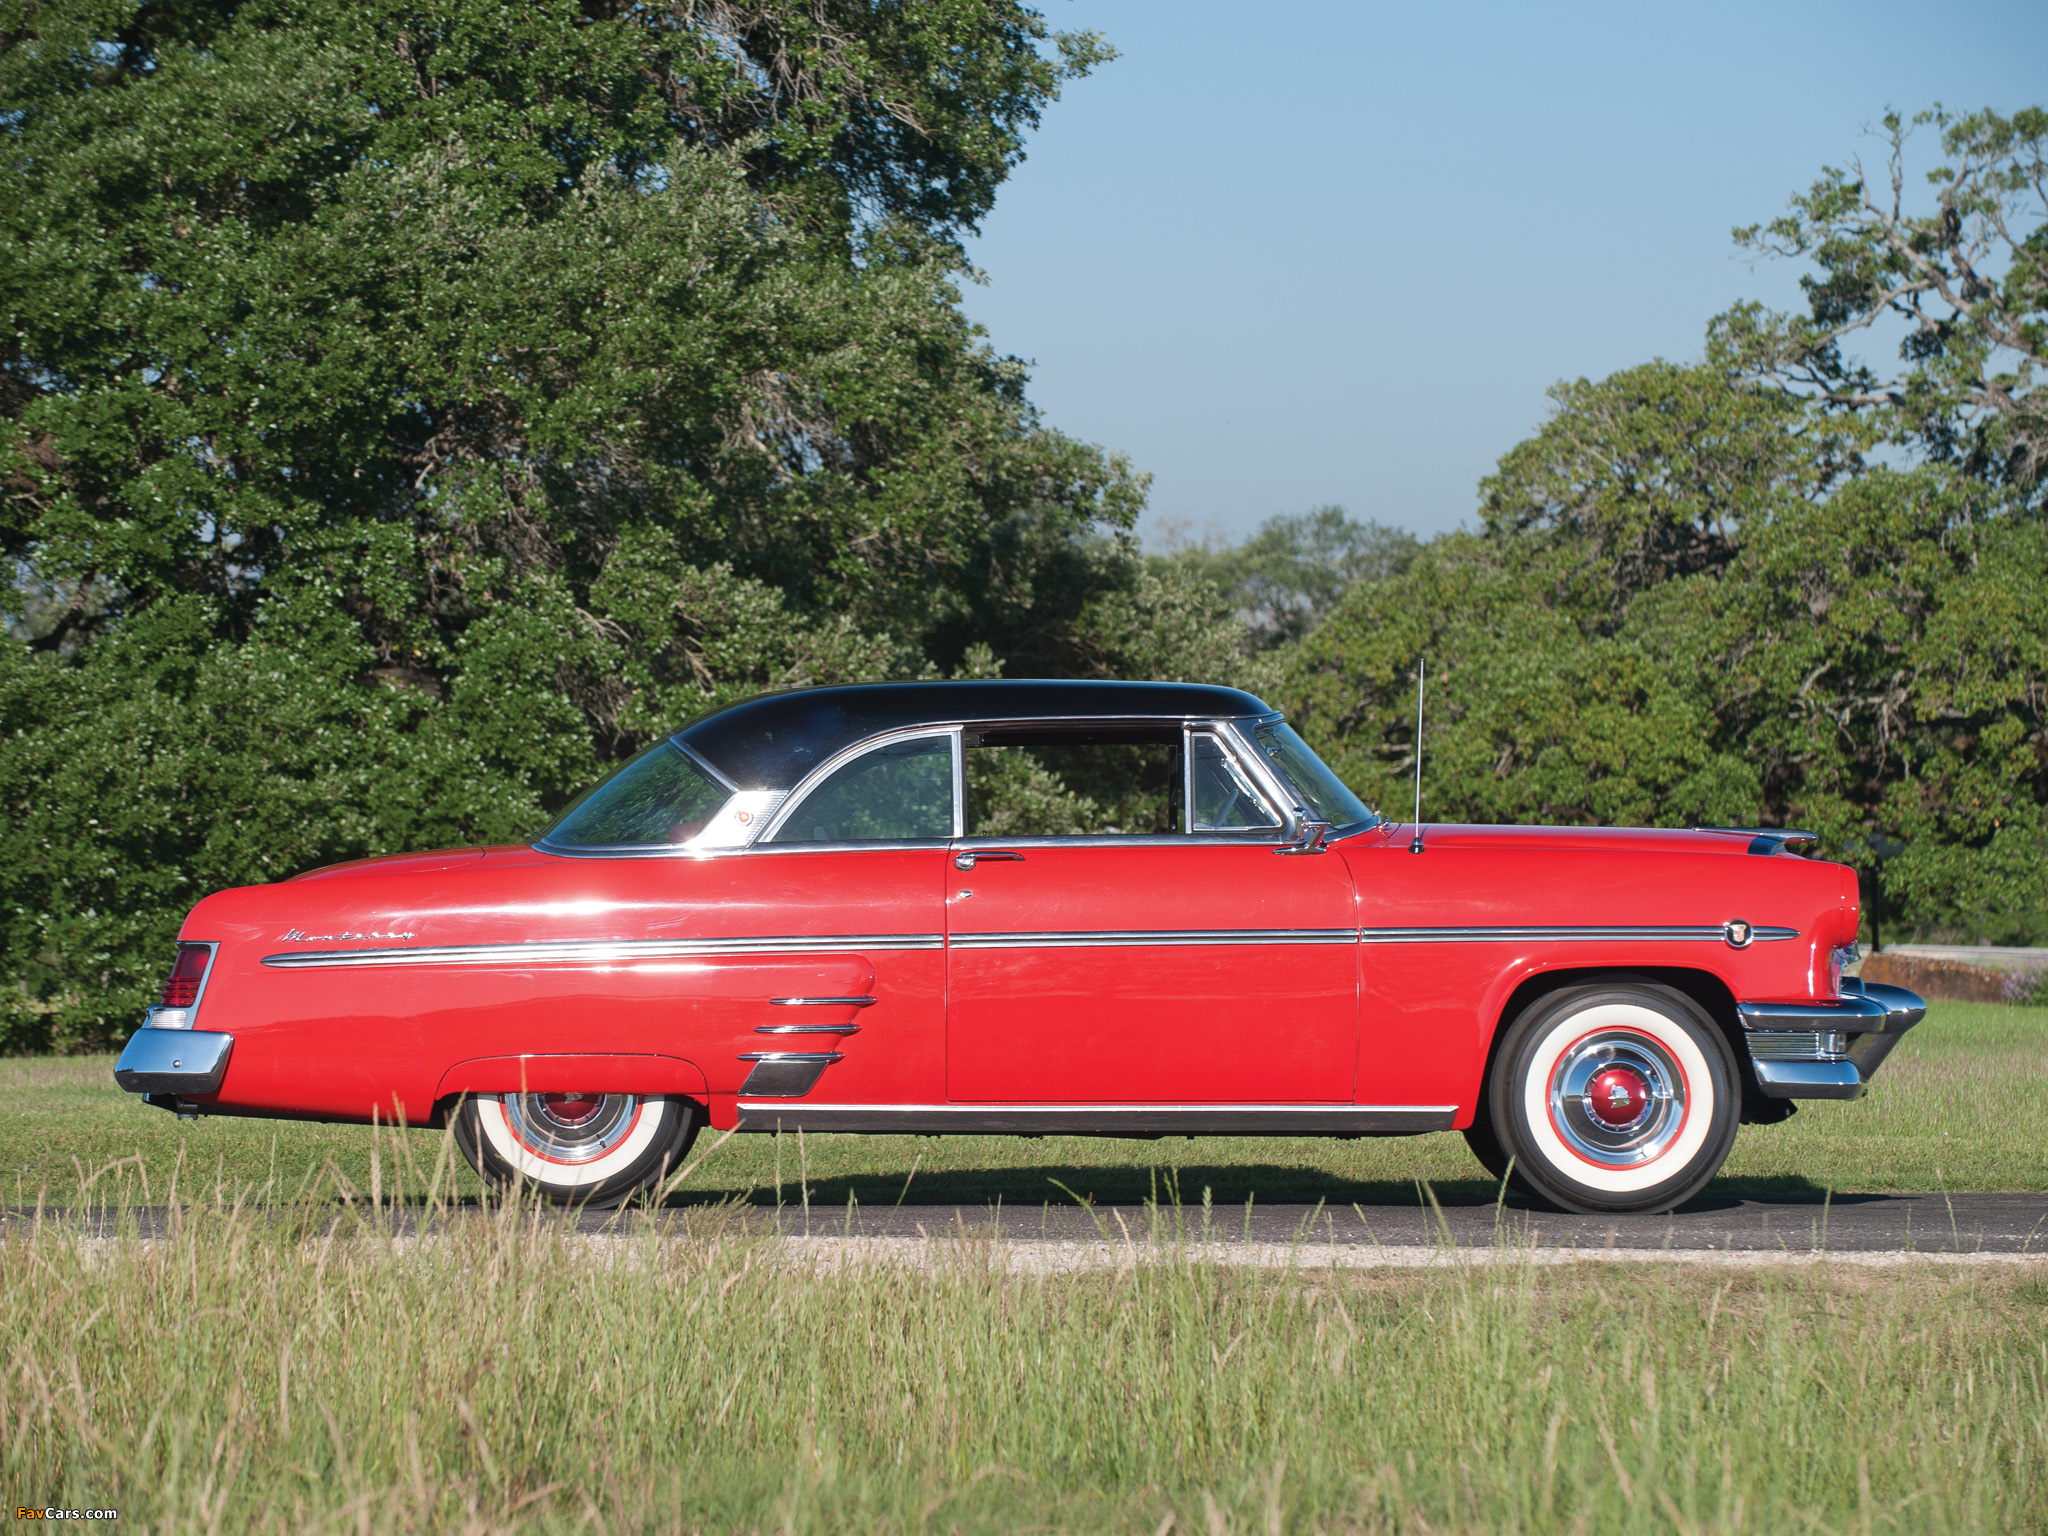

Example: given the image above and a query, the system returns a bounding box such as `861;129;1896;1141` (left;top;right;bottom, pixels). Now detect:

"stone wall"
1861;952;2034;1004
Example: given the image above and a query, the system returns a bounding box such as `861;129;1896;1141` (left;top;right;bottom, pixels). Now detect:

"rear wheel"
454;1092;698;1208
1488;981;1739;1214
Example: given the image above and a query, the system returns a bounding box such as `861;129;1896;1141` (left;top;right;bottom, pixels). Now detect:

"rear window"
544;742;732;847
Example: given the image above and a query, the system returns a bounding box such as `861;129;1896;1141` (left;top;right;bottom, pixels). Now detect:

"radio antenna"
1409;657;1426;855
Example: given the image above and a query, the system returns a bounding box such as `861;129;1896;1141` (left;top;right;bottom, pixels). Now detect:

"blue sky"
958;0;2048;545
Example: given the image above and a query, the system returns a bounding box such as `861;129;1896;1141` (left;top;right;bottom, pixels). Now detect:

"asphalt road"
11;1192;2048;1254
711;1191;2048;1254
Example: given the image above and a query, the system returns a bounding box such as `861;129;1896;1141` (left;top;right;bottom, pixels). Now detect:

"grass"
5;1004;2047;1532
3;1186;2046;1533
4;999;2043;1211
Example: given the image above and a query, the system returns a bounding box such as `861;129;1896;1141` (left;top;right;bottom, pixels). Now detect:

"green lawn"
6;999;2042;1208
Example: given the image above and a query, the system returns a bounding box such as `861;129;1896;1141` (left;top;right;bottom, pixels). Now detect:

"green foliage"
1283;367;2048;943
1277;108;2048;945
1158;505;1416;649
0;0;1206;1051
1282;530;1759;833
1718;105;2047;498
5;48;2045;1053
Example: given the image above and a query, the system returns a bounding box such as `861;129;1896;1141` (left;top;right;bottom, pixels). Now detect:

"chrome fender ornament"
1723;919;1754;948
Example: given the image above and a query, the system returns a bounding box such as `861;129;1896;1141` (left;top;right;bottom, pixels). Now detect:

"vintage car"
113;680;1924;1214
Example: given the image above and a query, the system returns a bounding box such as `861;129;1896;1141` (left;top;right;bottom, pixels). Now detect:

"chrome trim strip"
260;935;945;969
732;1102;1459;1135
736;1051;843;1064
744;839;954;856
1358;925;1800;944
770;996;878;1007
534;836;750;860
946;927;1357;950
755;1024;861;1036
946;833;1288;849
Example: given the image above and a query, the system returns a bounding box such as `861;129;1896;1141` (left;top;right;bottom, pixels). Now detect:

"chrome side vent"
737;1052;841;1097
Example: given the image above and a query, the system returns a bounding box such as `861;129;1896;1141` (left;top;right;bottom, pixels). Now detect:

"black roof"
677;680;1276;791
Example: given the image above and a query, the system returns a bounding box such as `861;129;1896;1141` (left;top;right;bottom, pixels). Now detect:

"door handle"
953;850;1025;871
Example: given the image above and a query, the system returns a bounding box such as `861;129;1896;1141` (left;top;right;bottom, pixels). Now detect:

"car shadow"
654;1164;1846;1213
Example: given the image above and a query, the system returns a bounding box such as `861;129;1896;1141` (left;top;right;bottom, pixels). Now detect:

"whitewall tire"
1487;981;1739;1214
454;1092;698;1207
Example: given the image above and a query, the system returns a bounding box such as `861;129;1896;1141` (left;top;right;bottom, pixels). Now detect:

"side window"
1189;733;1283;832
766;734;955;844
544;741;733;847
964;729;1183;837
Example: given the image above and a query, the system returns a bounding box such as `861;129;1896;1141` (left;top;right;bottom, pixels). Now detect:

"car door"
945;725;1359;1102
736;729;958;1116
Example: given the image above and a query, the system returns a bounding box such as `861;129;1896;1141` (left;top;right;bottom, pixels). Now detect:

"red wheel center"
1586;1066;1650;1127
539;1093;602;1126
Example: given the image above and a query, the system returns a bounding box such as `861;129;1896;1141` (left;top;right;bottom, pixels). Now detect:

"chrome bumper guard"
113;1029;235;1096
1736;980;1925;1100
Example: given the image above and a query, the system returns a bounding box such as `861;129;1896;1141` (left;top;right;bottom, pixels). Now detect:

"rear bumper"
1736;980;1925;1100
113;1029;234;1096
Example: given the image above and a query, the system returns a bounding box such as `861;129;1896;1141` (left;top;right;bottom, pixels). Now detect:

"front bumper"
113;1029;235;1096
1736;979;1925;1100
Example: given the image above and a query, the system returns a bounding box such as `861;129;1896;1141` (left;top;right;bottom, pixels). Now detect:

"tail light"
149;943;217;1028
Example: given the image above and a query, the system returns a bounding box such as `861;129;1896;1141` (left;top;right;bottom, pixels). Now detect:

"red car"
114;681;1923;1214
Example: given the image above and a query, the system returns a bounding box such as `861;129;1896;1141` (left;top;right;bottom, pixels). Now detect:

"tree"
1279;105;2048;947
1716;106;2047;501
1158;506;1415;650
0;0;1214;1051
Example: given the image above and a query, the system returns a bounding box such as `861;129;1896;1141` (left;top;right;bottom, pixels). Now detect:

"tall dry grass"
4;1148;2046;1533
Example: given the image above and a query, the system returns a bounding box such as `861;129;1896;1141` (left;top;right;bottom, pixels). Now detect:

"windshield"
1251;723;1373;828
543;741;733;847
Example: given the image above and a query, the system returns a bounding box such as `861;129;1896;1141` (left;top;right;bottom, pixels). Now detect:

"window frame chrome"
755;712;1320;851
1183;724;1286;837
534;707;1376;859
754;725;964;849
1225;714;1381;840
1219;716;1317;841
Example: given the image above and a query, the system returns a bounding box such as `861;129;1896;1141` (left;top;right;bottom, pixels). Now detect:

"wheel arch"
1473;965;1764;1128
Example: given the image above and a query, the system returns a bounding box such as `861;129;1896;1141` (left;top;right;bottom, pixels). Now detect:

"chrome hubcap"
538;1092;602;1127
1548;1033;1687;1167
502;1093;640;1163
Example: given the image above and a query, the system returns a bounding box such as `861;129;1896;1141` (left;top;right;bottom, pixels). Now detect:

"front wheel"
454;1092;698;1207
1488;981;1739;1214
